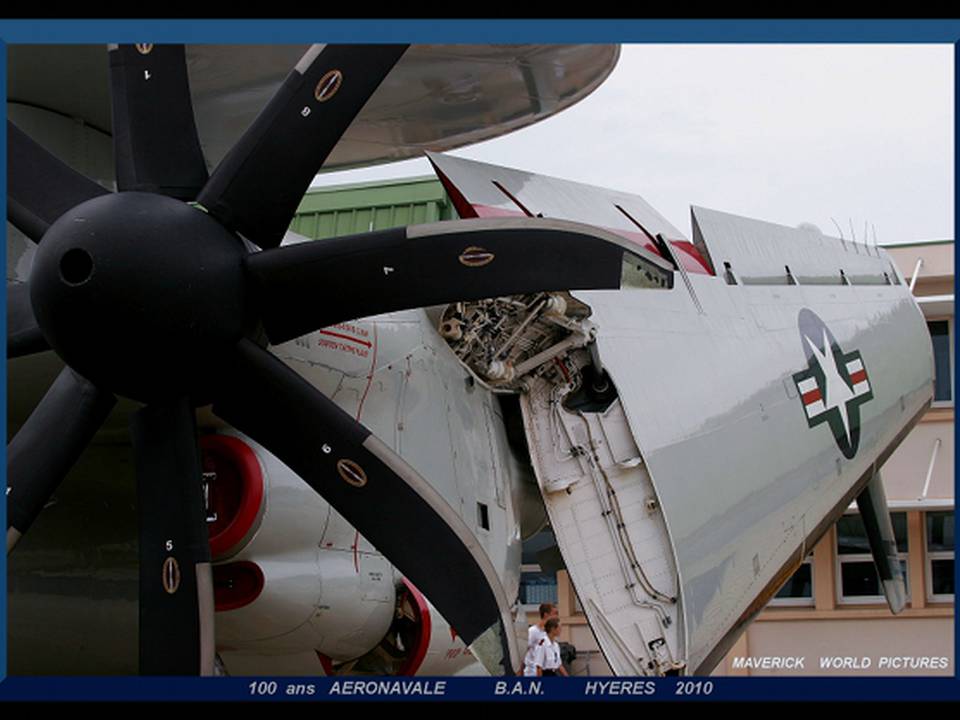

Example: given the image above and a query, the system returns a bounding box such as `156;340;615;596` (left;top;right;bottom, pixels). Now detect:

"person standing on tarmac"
533;618;567;677
523;603;558;676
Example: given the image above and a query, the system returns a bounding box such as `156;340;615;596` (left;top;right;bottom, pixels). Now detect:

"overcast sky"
311;44;954;245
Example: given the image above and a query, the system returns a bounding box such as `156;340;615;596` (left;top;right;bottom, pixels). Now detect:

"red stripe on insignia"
802;388;822;405
849;370;867;385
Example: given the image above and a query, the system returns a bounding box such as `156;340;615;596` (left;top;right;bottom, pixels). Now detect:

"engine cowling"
316;578;487;676
202;432;397;663
201;434;266;561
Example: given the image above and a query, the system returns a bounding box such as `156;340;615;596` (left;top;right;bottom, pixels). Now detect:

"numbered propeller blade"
108;44;209;199
245;217;640;345
7;368;115;553
196;44;408;249
131;398;215;675
8;121;109;242
8;282;48;358
211;339;518;675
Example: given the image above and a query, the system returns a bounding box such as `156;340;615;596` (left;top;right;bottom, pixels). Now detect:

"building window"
520;528;560;608
927;320;953;404
836;512;909;603
769;559;814;606
926;510;955;602
519;565;558;606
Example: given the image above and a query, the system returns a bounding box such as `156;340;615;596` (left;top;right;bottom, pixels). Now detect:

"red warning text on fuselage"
317;323;372;358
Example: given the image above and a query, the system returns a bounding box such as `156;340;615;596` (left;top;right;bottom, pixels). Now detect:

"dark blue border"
954;40;959;700
1;36;7;687
0;19;958;43
0;676;956;701
0;18;957;702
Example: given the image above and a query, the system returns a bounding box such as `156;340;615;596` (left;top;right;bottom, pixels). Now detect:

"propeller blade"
8;282;48;358
7;367;115;552
108;44;209;199
245;217;659;345
196;44;408;249
8;121;109;242
131;398;215;675
211;338;519;675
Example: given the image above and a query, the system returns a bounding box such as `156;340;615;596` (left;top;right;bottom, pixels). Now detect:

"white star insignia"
805;328;855;445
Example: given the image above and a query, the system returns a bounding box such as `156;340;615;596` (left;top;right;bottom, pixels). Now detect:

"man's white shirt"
523;625;547;676
533;636;562;672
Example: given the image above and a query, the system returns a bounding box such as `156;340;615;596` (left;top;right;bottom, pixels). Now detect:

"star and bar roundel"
792;309;874;460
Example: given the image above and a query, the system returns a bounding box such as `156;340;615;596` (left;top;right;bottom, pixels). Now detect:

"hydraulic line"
577;411;676;607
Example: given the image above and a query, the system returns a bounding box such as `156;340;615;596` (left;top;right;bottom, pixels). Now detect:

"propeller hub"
30;192;249;403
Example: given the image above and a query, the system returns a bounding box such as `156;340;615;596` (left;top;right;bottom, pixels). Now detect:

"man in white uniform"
532;618;565;676
523;603;559;676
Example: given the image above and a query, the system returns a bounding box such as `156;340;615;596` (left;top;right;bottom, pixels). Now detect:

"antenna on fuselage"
830;217;846;249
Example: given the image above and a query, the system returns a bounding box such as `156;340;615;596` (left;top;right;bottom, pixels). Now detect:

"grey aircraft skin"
6;45;934;677
580;250;930;673
425;153;933;675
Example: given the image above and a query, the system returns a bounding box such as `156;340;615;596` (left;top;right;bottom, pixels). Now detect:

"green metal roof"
292;175;454;240
880;238;954;248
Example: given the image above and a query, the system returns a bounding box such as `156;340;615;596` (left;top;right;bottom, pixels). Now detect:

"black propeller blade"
246;218;633;345
8;120;109;242
211;339;518;674
196;44;408;249
131;398;215;675
6;367;115;552
8;281;48;358
108;44;209;199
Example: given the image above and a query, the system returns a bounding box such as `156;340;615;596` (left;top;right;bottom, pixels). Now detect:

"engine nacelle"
202;432;397;663
315;578;487;677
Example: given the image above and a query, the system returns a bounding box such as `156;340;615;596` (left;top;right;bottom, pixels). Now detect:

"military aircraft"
6;43;934;678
